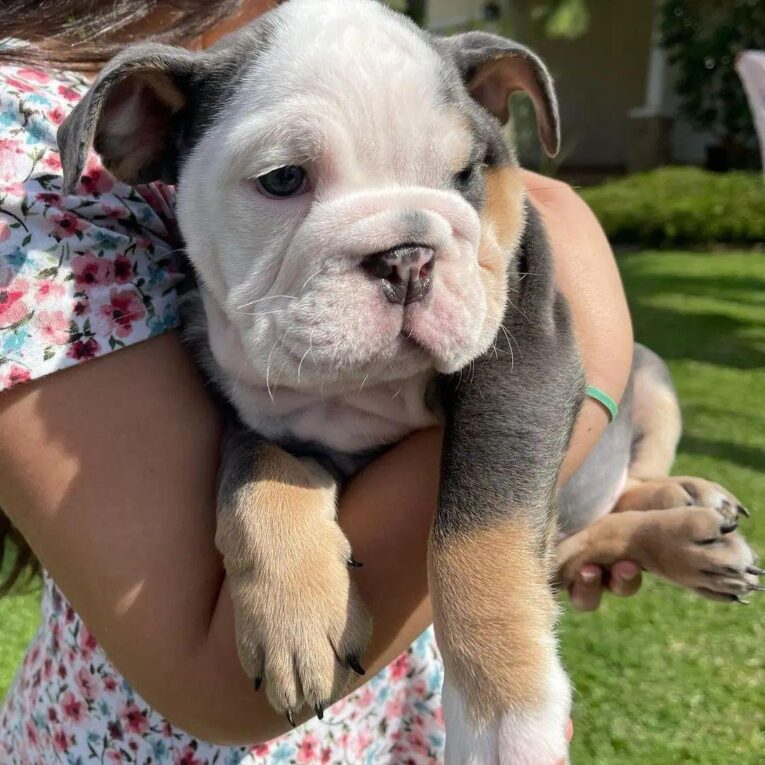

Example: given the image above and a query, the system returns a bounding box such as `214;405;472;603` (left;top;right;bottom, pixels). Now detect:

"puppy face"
59;0;559;395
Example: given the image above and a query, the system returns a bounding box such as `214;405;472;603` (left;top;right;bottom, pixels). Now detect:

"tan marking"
629;367;682;480
428;519;557;726
557;505;757;598
216;445;372;714
478;166;526;341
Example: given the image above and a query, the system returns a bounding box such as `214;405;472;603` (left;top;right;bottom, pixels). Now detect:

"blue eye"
255;165;308;198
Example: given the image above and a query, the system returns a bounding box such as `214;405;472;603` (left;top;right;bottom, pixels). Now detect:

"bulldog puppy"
58;1;759;762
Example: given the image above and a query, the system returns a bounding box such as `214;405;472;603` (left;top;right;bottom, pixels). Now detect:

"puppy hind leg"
628;344;682;482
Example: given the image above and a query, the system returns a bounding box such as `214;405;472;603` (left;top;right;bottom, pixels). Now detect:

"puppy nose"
362;245;434;305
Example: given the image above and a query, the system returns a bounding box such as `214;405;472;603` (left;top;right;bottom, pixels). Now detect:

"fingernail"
580;569;598;583
618;563;640;581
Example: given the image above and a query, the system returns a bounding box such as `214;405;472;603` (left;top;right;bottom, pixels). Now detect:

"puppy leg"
557;506;761;602
433;205;583;765
615;476;749;522
216;425;371;720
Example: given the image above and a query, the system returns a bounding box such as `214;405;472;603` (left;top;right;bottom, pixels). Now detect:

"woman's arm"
0;333;438;743
523;171;641;608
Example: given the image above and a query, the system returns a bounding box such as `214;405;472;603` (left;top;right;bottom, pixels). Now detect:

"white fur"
443;656;572;765
176;0;495;450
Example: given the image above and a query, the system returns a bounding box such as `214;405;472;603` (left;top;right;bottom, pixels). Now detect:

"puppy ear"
441;31;560;157
57;44;198;193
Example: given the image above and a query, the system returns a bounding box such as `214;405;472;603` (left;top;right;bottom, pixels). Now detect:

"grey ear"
58;43;199;194
441;31;560;157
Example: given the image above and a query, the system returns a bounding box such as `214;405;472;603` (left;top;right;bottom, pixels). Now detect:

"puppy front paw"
229;512;372;719
443;657;572;765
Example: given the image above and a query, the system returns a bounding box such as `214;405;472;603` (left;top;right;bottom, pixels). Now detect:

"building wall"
509;0;655;168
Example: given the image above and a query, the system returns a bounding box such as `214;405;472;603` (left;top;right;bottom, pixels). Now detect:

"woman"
0;1;639;762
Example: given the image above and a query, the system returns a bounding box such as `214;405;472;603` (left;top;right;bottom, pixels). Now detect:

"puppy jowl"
59;0;582;762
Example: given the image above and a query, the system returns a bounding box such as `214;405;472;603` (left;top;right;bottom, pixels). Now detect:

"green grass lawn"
1;250;763;762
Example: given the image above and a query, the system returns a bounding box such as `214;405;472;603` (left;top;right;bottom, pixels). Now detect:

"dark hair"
0;0;252;594
0;0;245;69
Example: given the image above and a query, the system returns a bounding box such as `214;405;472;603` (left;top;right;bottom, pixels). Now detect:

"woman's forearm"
522;171;634;484
0;333;437;743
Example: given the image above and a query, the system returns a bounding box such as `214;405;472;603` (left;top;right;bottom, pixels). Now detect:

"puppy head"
59;0;559;392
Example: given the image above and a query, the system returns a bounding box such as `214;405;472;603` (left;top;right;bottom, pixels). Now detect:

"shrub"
579;167;765;248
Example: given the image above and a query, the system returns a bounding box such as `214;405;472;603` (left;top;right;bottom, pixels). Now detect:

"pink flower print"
103;675;118;692
78;624;98;657
71;253;113;288
356;686;374;709
61;691;84;723
390;653;410;680
106;751;125;764
251;743;271;756
297;733;321;763
66;337;100;361
17;68;50;84
0;221;10;242
73;295;91;316
36;280;66;302
57;84;81;102
0;138;33;183
47;105;67;126
320;748;332;764
79;157;114;195
76;666;99;701
5;75;36;93
49;210;87;239
25;720;37;745
121;702;149;735
174;746;204;765
407;730;430;757
351;731;374;760
36;192;62;206
0;276;29;324
37;309;70;345
0;364;31;388
47;706;58;723
99;287;145;338
53;729;71;752
114;254;133;283
385;695;406;720
43;153;62;171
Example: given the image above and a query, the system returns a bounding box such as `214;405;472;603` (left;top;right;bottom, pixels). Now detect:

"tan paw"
216;449;372;721
229;509;372;719
646;505;761;602
617;476;749;522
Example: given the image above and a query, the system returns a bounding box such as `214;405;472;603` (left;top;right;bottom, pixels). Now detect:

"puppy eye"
255;165;308;198
454;165;473;191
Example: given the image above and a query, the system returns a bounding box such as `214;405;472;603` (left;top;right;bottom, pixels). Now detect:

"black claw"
746;566;764;576
253;676;262;692
720;522;738;535
347;556;363;568
314;703;325;721
286;709;296;728
737;504;751;518
731;594;750;605
346;655;366;676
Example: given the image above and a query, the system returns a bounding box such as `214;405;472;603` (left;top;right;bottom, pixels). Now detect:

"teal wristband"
585;384;619;423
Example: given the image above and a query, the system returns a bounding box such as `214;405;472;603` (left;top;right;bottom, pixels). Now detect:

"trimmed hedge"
580;167;765;248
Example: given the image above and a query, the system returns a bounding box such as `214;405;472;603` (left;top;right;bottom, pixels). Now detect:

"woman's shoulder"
0;64;185;393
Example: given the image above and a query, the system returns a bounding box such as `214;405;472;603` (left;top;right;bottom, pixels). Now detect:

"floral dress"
0;65;445;764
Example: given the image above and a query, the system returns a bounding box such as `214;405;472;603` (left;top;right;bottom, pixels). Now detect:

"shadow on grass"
679;434;765;473
622;268;765;370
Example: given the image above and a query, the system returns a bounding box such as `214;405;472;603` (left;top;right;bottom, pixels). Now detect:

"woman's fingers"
607;560;642;597
568;564;603;611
